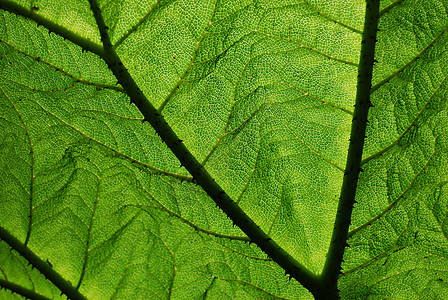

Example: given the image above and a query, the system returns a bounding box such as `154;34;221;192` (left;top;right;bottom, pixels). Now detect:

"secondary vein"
0;1;105;59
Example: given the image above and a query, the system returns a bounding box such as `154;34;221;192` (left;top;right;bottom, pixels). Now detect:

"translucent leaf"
0;0;447;299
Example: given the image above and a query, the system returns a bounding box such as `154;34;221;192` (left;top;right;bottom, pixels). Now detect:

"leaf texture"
0;0;447;299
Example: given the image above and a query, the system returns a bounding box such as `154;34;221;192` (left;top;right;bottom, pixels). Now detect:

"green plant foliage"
0;0;447;299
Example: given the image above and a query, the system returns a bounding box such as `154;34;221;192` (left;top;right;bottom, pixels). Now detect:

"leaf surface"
0;0;447;299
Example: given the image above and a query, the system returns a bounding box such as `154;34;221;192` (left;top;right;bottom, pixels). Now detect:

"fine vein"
0;87;35;246
76;171;102;289
18;94;193;182
379;0;404;16
126;203;250;242
1;39;124;92
253;29;359;67
349;148;443;238
112;0;174;49
362;72;448;165
157;3;217;113
301;0;363;34
371;24;448;93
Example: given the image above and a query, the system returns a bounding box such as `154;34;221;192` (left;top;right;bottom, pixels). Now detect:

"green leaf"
0;0;447;299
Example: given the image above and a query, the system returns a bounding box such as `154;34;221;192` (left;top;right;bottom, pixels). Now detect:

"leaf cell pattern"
0;0;447;299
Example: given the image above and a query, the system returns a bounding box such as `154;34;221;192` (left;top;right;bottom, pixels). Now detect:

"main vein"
0;226;88;300
87;0;320;293
316;1;380;299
